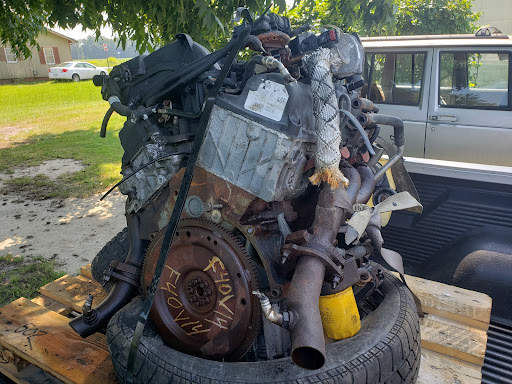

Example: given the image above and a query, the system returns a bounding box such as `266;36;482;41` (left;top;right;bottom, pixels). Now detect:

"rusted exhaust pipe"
288;256;326;369
355;164;376;204
287;184;351;370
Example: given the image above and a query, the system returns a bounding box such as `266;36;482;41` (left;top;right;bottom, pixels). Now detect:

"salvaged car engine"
70;10;423;383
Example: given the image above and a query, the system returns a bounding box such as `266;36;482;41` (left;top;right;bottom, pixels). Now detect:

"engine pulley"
142;218;261;360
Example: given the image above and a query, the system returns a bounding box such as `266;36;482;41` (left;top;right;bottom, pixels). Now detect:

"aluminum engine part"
198;105;312;202
119;131;186;213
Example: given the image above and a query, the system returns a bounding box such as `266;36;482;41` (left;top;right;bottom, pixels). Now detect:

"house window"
43;48;55;65
4;48;17;63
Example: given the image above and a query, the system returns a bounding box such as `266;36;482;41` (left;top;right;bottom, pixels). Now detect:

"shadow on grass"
0;126;124;199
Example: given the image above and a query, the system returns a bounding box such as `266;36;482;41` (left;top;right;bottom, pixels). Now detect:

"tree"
1;0;481;60
395;0;481;35
285;0;396;36
1;0;289;58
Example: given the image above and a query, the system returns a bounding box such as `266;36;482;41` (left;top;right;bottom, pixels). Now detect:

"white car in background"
49;62;108;82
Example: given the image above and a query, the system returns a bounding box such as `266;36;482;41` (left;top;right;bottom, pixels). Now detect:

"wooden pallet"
0;265;491;384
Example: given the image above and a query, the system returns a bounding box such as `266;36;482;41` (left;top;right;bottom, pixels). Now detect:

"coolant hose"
358;113;405;147
70;214;146;338
108;96;132;117
100;107;114;138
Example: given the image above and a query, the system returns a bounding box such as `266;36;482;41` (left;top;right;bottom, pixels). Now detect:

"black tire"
91;228;129;291
100;71;107;75
106;272;421;384
72;73;80;82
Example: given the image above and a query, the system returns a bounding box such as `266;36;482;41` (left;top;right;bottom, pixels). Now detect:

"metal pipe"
374;145;404;182
340;164;361;204
70;214;146;338
355;164;376;204
288;256;326;370
351;97;379;113
287;185;350;370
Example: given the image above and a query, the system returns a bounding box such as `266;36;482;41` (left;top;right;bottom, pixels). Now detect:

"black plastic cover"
109;34;211;107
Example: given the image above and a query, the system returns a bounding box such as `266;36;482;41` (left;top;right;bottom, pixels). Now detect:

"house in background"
0;29;77;81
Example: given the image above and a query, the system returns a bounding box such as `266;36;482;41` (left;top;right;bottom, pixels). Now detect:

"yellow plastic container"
319;286;361;340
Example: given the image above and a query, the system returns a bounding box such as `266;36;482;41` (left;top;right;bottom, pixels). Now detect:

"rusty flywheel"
142;218;261;361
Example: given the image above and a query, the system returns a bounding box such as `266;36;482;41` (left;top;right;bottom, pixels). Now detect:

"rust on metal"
142;218;261;361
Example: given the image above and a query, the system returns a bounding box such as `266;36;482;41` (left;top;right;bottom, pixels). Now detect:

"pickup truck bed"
381;159;512;384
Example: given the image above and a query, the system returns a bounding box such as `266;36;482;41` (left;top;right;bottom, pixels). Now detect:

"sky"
52;25;114;40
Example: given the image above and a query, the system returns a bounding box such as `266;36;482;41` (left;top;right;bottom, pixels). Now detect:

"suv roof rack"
360;27;509;42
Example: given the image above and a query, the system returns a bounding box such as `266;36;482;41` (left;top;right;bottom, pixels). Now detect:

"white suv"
361;31;512;167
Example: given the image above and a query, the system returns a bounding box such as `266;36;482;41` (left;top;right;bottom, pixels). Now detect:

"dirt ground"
0;160;126;275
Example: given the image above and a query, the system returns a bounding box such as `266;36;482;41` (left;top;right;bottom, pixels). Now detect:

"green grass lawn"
0;254;65;307
0;81;125;198
87;58;131;68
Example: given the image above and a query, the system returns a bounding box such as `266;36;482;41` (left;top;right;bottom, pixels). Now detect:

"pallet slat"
80;264;93;279
0;298;116;384
31;295;73;316
39;275;108;313
418;349;482;384
420;315;487;365
402;273;491;331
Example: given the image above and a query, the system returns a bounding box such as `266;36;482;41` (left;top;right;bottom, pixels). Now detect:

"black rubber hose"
100;107;114;138
360;113;405;147
110;100;132;117
69;214;146;338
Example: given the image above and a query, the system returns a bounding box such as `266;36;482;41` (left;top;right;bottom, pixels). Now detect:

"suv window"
439;51;510;109
363;52;426;106
83;63;95;69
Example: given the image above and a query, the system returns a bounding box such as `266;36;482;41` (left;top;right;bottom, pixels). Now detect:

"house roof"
45;29;79;44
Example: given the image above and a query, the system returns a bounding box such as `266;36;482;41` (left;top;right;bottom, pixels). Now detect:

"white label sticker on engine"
244;80;289;121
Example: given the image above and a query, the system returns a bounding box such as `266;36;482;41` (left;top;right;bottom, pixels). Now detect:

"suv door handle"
429;114;457;122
